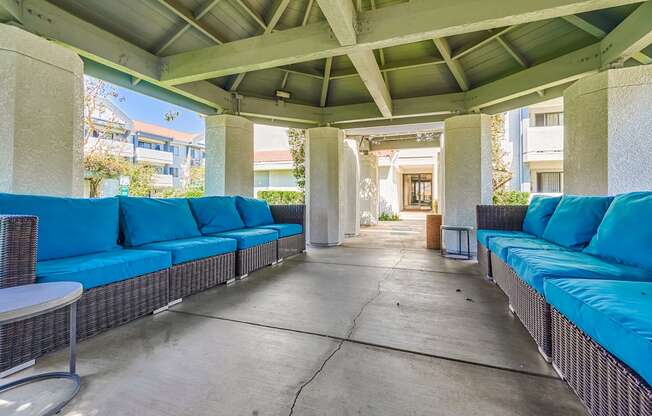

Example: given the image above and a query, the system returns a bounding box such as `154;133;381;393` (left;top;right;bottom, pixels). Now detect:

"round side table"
0;282;83;416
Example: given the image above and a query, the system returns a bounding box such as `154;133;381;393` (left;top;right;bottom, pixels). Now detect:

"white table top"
0;282;83;325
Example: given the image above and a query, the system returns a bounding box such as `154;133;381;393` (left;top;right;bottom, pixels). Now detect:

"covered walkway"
8;228;583;415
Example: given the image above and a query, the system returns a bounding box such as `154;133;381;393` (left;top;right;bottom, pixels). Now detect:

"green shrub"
379;212;400;221
258;190;304;205
493;190;530;205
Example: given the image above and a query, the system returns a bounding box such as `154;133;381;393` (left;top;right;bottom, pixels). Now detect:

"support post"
442;114;492;254
204;114;254;196
343;138;360;237
359;153;379;226
0;24;84;196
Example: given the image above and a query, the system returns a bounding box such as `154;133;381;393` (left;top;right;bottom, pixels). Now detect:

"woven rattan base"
490;253;511;297
0;269;169;373
552;309;652;416
236;241;277;276
278;234;305;260
477;242;491;278
169;252;235;301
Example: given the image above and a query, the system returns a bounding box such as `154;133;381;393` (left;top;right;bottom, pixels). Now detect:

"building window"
537;172;562;193
254;171;270;187
534;112;564;127
168;167;179;177
171;145;179;156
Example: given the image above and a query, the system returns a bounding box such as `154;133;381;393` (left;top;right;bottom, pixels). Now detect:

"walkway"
11;222;584;415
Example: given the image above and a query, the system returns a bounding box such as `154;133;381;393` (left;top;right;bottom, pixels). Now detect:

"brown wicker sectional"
476;205;528;279
169;252;236;300
270;204;306;261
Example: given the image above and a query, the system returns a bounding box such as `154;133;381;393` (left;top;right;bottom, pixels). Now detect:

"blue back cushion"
188;196;245;234
0;193;119;261
235;196;274;227
542;195;613;250
584;192;652;271
522;195;562;237
119;197;201;246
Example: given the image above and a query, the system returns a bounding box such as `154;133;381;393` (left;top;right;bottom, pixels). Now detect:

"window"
167;167;179;177
537;172;562;193
171;145;179;156
534;112;564;127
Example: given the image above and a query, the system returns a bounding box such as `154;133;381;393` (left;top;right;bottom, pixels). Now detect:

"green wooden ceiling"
3;0;652;128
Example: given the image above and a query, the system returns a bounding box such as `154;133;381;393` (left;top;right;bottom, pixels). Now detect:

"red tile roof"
254;150;292;163
132;120;198;143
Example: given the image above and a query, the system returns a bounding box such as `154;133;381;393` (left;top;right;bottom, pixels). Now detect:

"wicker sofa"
476;192;652;415
0;193;305;375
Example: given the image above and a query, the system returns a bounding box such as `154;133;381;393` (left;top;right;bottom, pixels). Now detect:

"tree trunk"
89;179;102;198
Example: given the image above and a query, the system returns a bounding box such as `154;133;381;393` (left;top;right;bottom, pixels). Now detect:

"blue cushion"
257;223;303;238
506;249;651;295
119;197;200;246
522;195;562;238
476;229;533;247
139;236;237;265
585;192;652;271
544;278;652;385
37;249;171;290
488;237;568;263
188;196;245;234
0;193;119;261
543;195;613;250
235;197;274;227
212;228;278;250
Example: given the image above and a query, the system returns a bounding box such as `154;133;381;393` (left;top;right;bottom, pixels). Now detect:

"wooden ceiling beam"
496;36;528;67
320;57;333;107
433;38;470;91
155;0;223;55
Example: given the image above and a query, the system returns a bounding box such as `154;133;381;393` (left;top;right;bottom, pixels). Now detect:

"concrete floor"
5;219;586;415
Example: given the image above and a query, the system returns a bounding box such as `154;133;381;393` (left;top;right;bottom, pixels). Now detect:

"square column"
359;153;379;226
442;114;492;254
0;25;84;196
204;114;254;196
343;138;360;237
305;127;345;246
564;66;652;195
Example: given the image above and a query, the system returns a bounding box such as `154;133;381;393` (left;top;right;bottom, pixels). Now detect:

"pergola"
1;0;652;247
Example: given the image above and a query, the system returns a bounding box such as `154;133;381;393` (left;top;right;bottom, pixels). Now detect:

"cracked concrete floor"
7;220;586;416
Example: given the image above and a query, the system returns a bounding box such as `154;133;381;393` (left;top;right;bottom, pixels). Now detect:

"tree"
491;113;512;192
287;128;306;196
128;165;156;197
85;152;129;198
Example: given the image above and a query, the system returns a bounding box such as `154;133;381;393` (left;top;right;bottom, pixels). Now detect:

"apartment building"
506;98;564;194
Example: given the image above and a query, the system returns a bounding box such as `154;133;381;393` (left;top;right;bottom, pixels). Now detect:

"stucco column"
343;138;360;237
204;114;254;196
0;25;84;196
359;153;379;226
564;66;652;195
442;114;492;254
305;127;345;246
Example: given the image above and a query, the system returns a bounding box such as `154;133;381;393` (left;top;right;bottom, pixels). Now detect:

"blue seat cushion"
0;193;119;262
212;228;278;250
585;192;652;271
188;196;245;234
37;249;171;290
119;197;200;246
257;223;303;238
488;237;568;263
476;229;533;248
543;195;613;250
522;195;562;238
235;197;275;227
544;278;652;385
138;236;237;265
506;249;651;295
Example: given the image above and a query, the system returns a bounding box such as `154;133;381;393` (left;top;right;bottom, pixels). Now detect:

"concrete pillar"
343;138;360;237
442;114;493;254
564;66;652;195
305;127;345;246
205;114;254;196
359;153;379;226
0;25;84;196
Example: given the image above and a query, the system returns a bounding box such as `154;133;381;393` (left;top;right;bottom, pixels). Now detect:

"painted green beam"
161;0;643;84
333;114;449;130
433;38;470;91
0;0;21;22
155;0;223;55
320;57;333;107
563;14;651;64
302;0;314;26
330;56;445;79
229;73;247;91
452;26;516;60
315;0;357;46
233;0;267;31
156;0;225;45
496;36;528;67
348;50;394;117
465;43;601;111
480;83;572;115
601;0;652;66
265;0;291;34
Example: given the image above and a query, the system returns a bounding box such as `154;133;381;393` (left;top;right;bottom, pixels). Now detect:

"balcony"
135;147;174;165
150;173;174;188
85;137;134;158
524;126;563;162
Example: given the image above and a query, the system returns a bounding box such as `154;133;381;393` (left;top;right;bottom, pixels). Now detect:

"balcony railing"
150;173;174;188
135;147;174;164
524;126;563;162
85;137;134;158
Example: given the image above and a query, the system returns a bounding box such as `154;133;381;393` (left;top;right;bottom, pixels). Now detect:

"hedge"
258;190;304;205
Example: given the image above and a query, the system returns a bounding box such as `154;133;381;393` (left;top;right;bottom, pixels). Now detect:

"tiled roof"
132;120;198;143
255;150;292;163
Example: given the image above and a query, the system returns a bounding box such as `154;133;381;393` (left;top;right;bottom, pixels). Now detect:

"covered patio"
2;0;652;415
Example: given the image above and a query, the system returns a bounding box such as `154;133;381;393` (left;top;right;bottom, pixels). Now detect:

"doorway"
403;173;432;210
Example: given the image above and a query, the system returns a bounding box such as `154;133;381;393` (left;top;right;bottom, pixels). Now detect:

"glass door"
403;174;433;210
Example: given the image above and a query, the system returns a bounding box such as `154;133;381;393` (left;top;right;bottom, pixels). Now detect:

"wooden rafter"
496;36;528;67
452;26;516;60
320;57;333;107
433;38;470;91
155;0;223;55
233;0;267;31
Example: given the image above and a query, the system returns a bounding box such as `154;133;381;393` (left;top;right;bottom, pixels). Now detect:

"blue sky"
110;85;205;134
